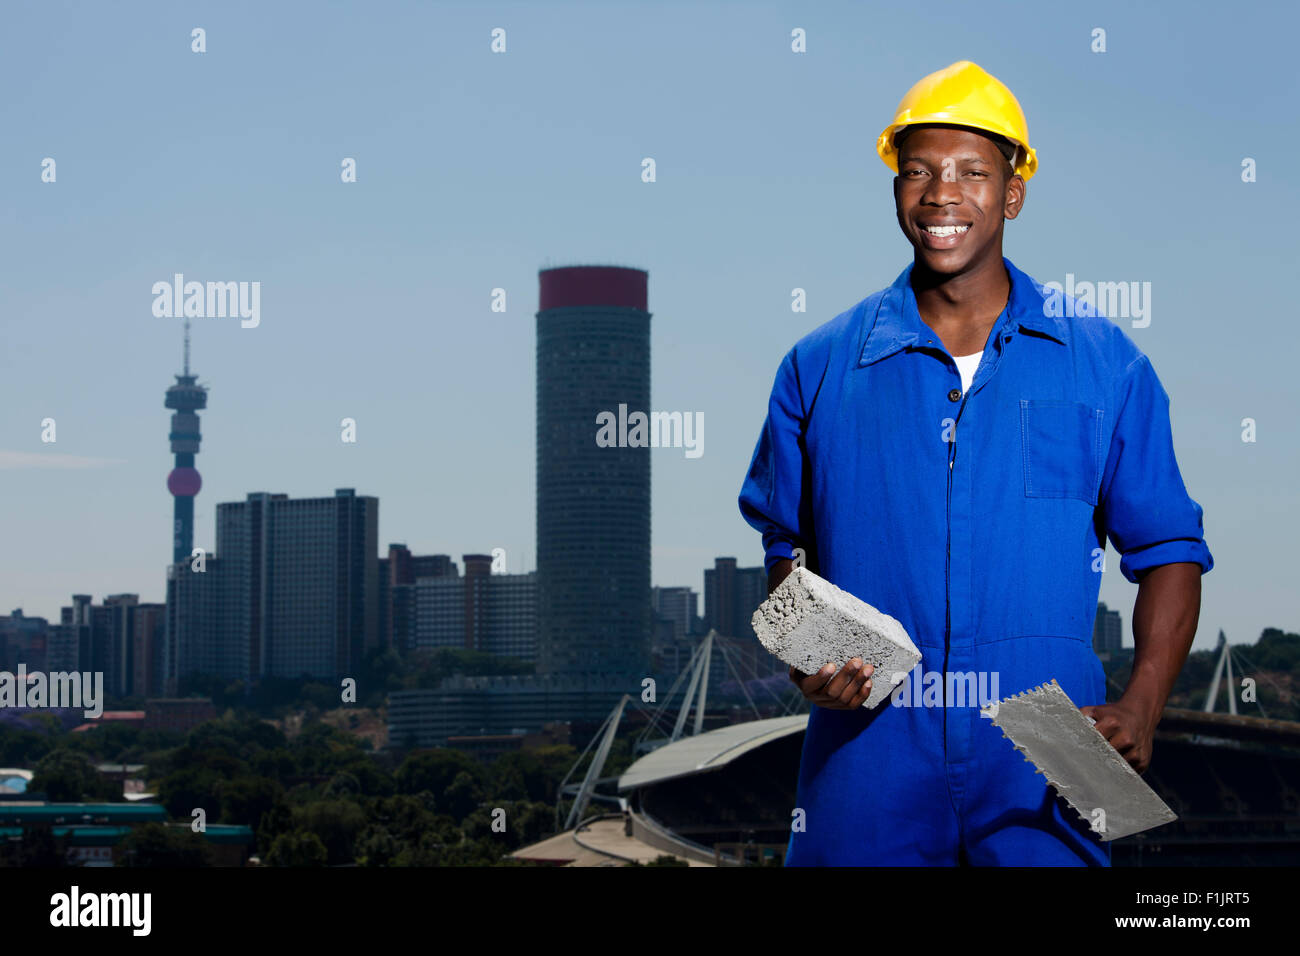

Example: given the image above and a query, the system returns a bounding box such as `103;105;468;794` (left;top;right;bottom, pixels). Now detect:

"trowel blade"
983;679;1177;841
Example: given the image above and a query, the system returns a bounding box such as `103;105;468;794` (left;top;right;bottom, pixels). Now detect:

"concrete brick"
751;567;920;710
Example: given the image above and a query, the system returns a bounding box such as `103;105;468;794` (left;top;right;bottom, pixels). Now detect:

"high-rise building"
410;556;537;660
166;488;379;684
463;554;492;652
48;596;92;673
23;597;166;697
483;571;537;661
651;586;698;643
704;557;766;640
166;554;228;687
101;595;139;697
93;596;167;698
1093;601;1123;659
380;545;457;652
0;610;49;673
55;595;95;673
131;603;166;699
45;624;77;674
535;265;651;679
415;576;463;653
705;558;737;636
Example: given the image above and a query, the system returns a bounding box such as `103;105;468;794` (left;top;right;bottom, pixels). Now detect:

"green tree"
394;749;483;799
0;730;49;771
29;750;116;802
1253;629;1300;671
118;823;214;867
489;751;550;802
265;830;328;867
292;799;366;865
0;825;66;867
299;682;338;711
219;776;283;828
363;794;442;848
323;771;361;800
512;745;581;803
256;801;294;856
156;766;222;820
355;825;399;866
251;747;297;781
442;770;484;821
462;799;552;850
334;758;393;797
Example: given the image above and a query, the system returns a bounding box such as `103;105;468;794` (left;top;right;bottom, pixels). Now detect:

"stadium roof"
511;816;709;867
618;715;808;791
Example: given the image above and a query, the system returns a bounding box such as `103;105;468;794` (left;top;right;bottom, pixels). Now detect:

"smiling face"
893;124;1025;277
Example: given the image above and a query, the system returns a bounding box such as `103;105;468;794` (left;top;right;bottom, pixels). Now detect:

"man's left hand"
1079;698;1159;774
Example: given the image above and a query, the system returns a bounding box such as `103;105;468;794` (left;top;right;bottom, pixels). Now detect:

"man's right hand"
789;658;874;709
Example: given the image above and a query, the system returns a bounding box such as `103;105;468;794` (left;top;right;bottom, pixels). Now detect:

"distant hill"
1104;628;1300;721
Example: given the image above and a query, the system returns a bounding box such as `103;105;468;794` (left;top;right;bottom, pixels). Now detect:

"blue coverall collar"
858;257;1067;367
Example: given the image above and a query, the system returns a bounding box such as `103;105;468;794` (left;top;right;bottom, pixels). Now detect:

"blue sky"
2;0;1296;653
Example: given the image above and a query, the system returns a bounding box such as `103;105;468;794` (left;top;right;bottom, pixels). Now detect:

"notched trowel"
981;679;1176;841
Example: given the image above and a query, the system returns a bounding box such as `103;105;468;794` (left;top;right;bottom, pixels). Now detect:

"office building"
380;545;456;651
0;610;49;673
409;556;537;661
388;675;626;749
704;557;766;640
1093;601;1123;660
535;265;651;679
166;488;379;684
652;586;699;643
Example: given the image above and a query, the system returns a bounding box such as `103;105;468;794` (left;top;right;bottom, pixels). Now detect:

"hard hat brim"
878;118;1037;181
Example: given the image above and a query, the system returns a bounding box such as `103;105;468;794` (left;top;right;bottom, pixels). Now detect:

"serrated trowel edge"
983;679;1177;841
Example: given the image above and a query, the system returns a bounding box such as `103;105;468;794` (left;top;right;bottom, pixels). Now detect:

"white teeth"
925;225;969;237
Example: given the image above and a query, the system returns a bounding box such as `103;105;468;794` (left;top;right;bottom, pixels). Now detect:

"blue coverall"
738;258;1213;866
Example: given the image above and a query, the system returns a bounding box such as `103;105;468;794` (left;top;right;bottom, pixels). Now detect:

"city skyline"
2;310;1279;655
3;312;1275;653
4;2;1296;653
0;322;1278;652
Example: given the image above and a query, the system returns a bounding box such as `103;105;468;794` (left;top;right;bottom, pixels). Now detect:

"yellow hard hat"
877;60;1037;181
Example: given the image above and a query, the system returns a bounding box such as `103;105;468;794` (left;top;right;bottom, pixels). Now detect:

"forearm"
768;558;794;596
1123;562;1202;717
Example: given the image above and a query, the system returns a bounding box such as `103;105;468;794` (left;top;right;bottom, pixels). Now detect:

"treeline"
1105;627;1300;718
3;711;631;866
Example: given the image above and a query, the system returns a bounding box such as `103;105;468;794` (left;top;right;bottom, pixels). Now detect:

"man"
737;61;1212;866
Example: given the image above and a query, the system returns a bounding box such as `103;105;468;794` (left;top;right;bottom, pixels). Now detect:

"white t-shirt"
953;351;983;395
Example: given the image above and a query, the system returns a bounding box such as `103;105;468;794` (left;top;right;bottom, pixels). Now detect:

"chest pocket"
1019;400;1105;506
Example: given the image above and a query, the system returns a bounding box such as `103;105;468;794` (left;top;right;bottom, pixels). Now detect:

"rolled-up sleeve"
739;348;813;574
1099;353;1213;583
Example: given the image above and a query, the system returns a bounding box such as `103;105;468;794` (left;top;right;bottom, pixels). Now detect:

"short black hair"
894;123;1018;174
